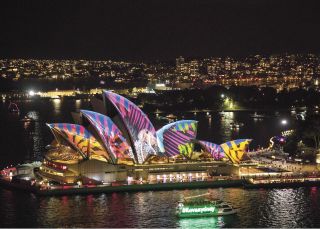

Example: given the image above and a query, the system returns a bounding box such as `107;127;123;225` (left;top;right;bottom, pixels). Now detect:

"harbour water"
1;186;320;227
1;98;319;228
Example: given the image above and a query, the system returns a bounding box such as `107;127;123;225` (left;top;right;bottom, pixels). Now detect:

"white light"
53;98;61;104
182;207;216;213
281;119;288;125
29;90;35;96
221;94;225;98
156;83;165;87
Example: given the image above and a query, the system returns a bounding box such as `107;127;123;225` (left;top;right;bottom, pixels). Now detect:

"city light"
221;94;225;98
29;90;35;96
281;119;288;125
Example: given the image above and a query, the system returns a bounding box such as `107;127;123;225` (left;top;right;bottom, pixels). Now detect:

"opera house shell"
39;90;252;184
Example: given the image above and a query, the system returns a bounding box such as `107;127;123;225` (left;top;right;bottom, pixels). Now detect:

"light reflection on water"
220;111;235;142
52;98;61;116
26;111;43;160
1;100;320;227
179;216;226;229
75;99;82;111
1;187;320;227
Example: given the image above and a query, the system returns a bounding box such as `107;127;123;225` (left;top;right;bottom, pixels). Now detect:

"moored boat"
230;122;244;129
8;102;20;113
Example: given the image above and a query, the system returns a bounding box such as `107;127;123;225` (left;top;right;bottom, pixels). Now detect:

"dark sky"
1;0;320;61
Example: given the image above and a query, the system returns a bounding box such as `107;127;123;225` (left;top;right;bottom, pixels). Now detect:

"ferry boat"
176;193;238;218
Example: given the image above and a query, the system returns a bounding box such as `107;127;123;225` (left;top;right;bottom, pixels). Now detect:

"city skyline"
1;53;319;93
1;0;320;60
2;1;320;228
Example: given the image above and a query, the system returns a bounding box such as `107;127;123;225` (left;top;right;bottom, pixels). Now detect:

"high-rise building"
189;60;199;77
176;57;199;77
176;56;185;75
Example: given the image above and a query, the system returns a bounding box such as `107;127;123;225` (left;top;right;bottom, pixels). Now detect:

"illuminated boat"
176;194;238;218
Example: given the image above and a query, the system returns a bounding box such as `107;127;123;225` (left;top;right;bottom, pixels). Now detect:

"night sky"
1;0;320;61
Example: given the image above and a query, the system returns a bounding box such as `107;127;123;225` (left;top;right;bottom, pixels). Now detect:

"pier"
3;173;320;196
0;177;243;196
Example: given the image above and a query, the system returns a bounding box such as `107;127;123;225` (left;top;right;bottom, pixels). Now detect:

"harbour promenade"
252;156;319;173
3;170;320;196
0;176;243;196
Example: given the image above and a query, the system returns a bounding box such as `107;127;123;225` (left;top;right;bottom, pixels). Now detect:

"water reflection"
220;111;234;142
1;185;320;227
179;216;225;229
75;99;81;111
52;99;61;115
258;188;307;227
208;116;212;129
26;111;43;160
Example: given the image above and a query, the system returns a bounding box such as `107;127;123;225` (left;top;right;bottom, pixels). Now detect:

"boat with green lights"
176;194;238;218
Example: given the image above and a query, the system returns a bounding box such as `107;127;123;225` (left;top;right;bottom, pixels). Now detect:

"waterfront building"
39;91;251;185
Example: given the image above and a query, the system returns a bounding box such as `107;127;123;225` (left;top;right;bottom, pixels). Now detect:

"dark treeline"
284;114;320;159
139;86;320;112
2;78;320;111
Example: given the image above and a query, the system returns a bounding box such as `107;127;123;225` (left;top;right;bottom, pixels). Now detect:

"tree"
302;115;320;152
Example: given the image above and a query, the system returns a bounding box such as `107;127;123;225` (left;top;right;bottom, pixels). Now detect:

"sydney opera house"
39;90;251;185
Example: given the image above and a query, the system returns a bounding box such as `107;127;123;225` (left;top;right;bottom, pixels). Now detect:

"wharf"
3;176;320;195
243;177;320;189
0;178;243;196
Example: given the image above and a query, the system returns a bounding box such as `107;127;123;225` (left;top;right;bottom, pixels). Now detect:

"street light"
29;90;35;96
281;119;287;125
221;94;225;98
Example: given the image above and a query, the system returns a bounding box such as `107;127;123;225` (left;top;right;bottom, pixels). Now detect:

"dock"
0;178;243;196
3;174;320;196
243;176;320;189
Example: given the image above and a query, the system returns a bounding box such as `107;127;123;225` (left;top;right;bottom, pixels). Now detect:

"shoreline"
0;179;243;196
3;178;320;196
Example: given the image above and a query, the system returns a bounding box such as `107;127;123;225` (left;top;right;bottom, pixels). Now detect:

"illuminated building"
176;56;185;74
156;120;198;158
39;91;251;185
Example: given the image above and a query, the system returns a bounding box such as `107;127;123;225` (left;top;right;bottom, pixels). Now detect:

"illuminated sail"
47;123;110;162
103;90;158;163
220;139;252;164
198;140;225;160
80;110;134;163
156;120;198;158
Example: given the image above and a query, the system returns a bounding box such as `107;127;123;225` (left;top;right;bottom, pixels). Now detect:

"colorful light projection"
220;139;252;164
47;123;110;162
156;120;198;158
103;90;158;163
80;110;134;163
198;140;225;160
